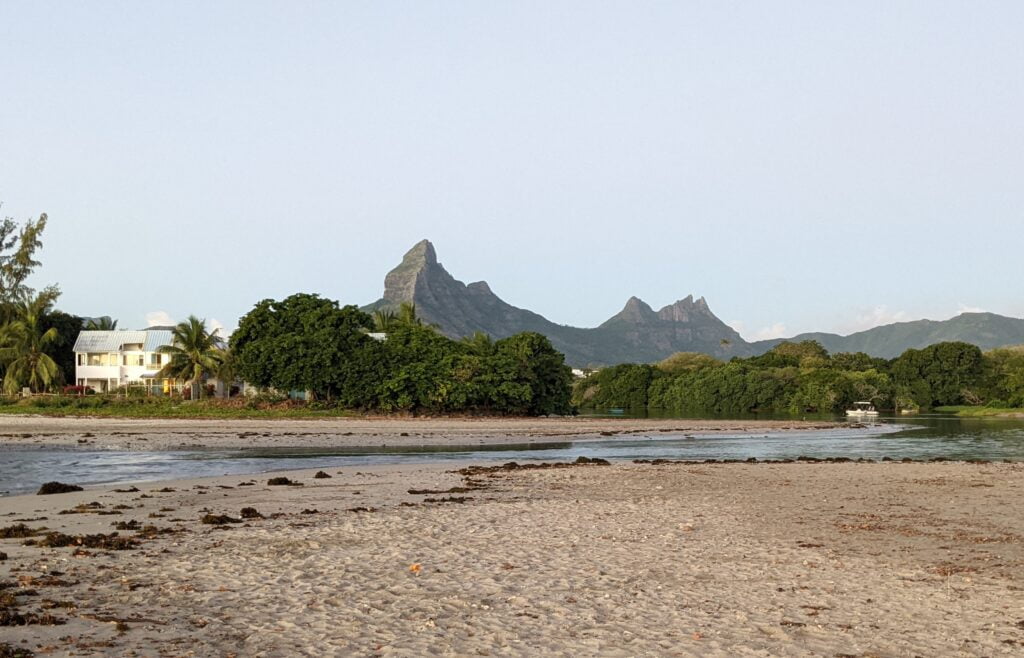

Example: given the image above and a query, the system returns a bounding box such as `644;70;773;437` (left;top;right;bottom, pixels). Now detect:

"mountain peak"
657;294;717;323
403;239;437;266
382;239;442;303
602;296;657;325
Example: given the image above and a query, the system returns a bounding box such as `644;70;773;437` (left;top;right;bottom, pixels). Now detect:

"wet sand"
0;415;841;451
3;459;1024;656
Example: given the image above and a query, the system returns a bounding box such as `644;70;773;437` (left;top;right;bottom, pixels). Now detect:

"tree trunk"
192;364;202;400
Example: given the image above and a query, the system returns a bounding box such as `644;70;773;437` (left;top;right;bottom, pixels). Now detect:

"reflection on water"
2;414;1024;496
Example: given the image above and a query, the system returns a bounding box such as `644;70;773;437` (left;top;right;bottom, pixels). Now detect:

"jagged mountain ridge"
364;240;748;366
365;240;1024;365
751;312;1024;359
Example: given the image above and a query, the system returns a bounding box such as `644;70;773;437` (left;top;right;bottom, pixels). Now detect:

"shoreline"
0;415;844;452
2;459;1023;655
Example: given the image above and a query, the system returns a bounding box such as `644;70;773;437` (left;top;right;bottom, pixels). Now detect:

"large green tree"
231;294;378;403
1;212;55;309
0;291;63;394
157;316;226;399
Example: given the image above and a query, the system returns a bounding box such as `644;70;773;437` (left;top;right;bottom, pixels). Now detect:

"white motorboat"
845;401;880;417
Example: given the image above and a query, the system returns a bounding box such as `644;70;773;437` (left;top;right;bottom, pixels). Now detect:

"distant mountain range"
366;240;1024;366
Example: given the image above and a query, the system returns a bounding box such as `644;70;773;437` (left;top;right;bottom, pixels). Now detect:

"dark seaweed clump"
0;525;41;539
267;477;302;486
36;482;83;496
27;532;138;550
200;514;241;525
239;507;264;519
0;641;36;657
313;471;332;479
1;586;65;629
456;458;610;476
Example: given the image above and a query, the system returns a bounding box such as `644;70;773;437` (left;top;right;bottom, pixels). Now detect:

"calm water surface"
2;414;1023;496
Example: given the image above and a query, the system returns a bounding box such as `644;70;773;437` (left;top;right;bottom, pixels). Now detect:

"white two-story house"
73;330;179;394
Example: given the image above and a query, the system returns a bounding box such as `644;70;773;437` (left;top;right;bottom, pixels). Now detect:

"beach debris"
300;509;319;515
313;471;332;479
59;502;121;516
0;524;43;539
408;563;422;575
113;520;142;531
456;458;610;477
423;496;473;504
346;507;376;513
135;525;180;539
36;482;83;496
25;532;139;550
238;481;255;487
0;553;6;561
200;514;241;525
152;487;176;493
239;507;264;519
267;477;303;486
17;574;70;588
0;641;36;657
0;608;64;627
407;487;476;495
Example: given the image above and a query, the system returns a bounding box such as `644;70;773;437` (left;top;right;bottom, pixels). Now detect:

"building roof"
73;330;174;353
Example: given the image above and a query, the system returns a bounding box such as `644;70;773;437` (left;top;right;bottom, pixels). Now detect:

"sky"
2;1;1022;341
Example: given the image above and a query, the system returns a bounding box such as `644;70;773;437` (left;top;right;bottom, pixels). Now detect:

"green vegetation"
0;212;79;393
156;316;227;399
0;394;361;418
0;292;62;394
231;293;573;415
574;340;1024;415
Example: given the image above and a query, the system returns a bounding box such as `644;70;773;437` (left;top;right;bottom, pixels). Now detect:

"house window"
77;354;84;366
150;354;162;367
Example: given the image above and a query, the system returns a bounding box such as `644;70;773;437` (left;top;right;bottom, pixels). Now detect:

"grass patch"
0;395;361;420
934;405;1024;417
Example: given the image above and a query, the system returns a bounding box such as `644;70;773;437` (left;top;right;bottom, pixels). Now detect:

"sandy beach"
0;415;841;451
3;456;1024;656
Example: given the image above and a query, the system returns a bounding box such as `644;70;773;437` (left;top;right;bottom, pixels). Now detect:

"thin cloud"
839;306;910;334
957;303;985;314
145;310;174;327
753;323;788;341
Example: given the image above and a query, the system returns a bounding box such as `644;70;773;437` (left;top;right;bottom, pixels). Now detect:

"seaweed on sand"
36;482;83;495
267;477;303;486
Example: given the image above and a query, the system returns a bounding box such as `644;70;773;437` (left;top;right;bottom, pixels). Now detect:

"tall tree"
0;212;55;308
0;291;62;394
373;309;398;333
84;316;118;330
232;294;378;403
157;316;226;399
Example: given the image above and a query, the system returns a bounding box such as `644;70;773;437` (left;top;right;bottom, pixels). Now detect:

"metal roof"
73;330;174;353
143;330;173;352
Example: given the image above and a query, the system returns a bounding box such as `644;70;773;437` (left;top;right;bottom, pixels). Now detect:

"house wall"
75;352;170;391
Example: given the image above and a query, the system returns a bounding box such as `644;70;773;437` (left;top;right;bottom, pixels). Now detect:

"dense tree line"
231;294;574;415
0;213;83;394
574;340;1024;414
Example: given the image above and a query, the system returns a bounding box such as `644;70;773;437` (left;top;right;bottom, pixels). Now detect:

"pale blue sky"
2;1;1022;340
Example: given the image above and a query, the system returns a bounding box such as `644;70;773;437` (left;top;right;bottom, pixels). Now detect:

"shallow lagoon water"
2;414;1024;496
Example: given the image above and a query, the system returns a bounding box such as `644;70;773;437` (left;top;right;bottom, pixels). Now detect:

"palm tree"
373;309;398;333
85;316;118;330
398;302;421;326
461;331;494;356
156;316;225;400
0;292;62;394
